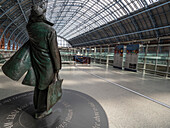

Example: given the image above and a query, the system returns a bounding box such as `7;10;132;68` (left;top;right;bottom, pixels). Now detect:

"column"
143;42;148;75
106;45;110;66
154;39;160;75
100;46;102;64
81;48;84;55
166;47;170;78
94;47;96;63
85;48;87;56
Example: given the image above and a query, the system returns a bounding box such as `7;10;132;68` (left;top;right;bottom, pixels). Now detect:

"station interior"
0;0;170;127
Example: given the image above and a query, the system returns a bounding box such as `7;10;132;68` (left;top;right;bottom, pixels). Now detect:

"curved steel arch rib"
0;0;44;50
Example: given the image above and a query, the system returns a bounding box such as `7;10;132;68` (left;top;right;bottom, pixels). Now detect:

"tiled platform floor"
0;63;170;128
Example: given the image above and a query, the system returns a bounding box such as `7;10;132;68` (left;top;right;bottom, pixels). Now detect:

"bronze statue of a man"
2;5;62;119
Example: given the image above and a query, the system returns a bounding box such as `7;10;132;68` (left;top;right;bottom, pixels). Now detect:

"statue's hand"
55;72;59;81
53;71;59;83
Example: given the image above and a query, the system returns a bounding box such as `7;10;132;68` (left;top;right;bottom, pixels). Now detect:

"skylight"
46;0;160;40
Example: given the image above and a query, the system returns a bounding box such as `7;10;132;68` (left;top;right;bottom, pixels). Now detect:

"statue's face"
31;5;46;17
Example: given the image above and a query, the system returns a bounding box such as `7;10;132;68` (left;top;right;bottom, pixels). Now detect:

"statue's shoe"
35;108;52;119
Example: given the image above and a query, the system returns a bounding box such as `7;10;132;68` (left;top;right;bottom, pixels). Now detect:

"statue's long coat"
27;22;61;90
2;22;61;90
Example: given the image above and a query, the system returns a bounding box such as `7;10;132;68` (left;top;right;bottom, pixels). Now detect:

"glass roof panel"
46;0;160;40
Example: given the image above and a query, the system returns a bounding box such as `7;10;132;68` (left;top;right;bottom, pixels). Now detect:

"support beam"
7;22;26;43
0;8;28;42
70;1;170;41
57;35;69;43
0;3;17;18
62;1;120;39
72;25;170;46
14;29;26;43
0;15;25;41
17;0;28;23
17;33;27;47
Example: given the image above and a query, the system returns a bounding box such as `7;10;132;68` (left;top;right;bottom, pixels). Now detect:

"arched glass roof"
57;36;72;47
46;0;160;40
1;0;168;50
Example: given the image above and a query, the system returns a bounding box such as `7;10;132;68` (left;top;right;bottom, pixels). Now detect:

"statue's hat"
30;5;54;26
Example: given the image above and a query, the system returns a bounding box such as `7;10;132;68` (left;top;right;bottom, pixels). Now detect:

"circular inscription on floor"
0;89;108;128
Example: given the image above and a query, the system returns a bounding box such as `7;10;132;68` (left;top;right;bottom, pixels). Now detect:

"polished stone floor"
0;63;170;128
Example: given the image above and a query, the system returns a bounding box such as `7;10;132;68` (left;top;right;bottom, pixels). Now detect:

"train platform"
0;63;170;128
